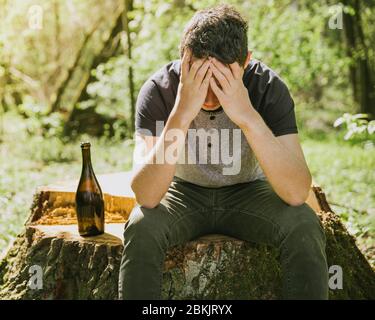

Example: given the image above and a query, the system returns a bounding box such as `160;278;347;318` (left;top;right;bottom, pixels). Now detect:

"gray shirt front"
135;59;298;188
174;106;266;187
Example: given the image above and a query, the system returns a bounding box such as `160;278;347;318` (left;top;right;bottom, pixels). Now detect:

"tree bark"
0;172;374;299
121;0;135;134
49;20;101;115
50;7;125;117
342;0;375;118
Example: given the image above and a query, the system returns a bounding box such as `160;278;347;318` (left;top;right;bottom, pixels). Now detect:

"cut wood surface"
0;171;374;299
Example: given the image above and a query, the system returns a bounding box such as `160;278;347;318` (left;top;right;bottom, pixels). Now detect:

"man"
119;4;328;300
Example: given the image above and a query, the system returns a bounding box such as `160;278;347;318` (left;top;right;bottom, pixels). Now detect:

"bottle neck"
81;148;93;176
78;146;101;193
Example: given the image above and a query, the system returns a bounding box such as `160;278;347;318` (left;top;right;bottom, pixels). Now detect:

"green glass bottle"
75;142;105;236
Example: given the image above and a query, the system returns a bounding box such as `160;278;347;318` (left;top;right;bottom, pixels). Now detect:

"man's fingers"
181;48;191;80
209;77;224;100
195;60;210;83
211;58;234;83
200;68;212;90
210;62;231;91
189;59;206;80
229;62;243;79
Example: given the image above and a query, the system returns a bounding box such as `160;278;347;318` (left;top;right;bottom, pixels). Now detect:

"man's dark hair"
179;4;248;66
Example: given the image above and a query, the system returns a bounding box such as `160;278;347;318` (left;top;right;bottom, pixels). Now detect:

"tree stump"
0;171;374;299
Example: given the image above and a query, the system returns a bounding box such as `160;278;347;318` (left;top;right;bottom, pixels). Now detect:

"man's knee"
123;205;169;248
280;203;326;248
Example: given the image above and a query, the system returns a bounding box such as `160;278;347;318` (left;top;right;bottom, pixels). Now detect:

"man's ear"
244;50;252;69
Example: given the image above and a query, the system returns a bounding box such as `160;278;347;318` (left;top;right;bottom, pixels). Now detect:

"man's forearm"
240;107;312;206
131;111;190;208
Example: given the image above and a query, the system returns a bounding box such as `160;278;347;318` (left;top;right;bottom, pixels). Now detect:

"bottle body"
75;142;105;236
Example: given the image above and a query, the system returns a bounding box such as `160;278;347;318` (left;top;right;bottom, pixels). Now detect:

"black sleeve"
263;77;298;137
135;79;168;136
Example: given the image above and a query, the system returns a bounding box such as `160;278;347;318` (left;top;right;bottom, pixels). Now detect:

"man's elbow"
135;198;160;209
286;197;307;207
132;190;161;209
286;186;310;207
131;179;160;209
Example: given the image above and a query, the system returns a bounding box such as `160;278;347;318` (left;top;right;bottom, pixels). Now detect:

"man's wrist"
239;107;268;136
167;109;192;131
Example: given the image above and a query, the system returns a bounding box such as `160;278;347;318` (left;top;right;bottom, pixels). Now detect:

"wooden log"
0;172;374;299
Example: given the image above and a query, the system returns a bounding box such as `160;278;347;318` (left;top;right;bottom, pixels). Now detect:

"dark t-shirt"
135;58;298;137
134;58;298;187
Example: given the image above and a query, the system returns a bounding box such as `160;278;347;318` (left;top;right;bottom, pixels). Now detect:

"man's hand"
208;57;312;205
209;57;254;128
173;49;212;126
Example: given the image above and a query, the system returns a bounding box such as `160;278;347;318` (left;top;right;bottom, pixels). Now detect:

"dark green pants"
119;177;328;299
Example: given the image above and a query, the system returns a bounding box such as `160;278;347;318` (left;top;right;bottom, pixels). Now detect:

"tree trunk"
0;172;374;299
60;7;130;136
49;20;101;115
342;0;375;118
50;7;125;117
122;0;135;134
353;0;375;118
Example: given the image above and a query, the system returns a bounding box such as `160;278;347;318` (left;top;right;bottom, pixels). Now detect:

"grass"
0;112;374;266
0;112;133;255
300;130;375;265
